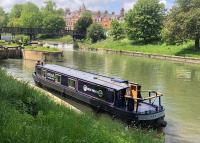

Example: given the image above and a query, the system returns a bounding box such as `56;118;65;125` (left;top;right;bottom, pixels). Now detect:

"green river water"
0;49;200;143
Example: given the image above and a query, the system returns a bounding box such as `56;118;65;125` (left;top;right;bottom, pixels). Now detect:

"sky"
0;0;175;14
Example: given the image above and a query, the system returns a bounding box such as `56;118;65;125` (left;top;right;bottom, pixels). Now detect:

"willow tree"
163;0;200;50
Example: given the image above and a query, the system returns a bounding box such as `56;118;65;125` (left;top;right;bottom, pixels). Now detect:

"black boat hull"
33;73;166;127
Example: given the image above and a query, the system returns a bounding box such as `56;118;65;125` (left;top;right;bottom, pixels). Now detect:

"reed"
0;69;163;143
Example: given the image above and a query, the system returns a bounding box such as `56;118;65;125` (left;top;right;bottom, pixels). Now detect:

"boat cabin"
35;64;143;112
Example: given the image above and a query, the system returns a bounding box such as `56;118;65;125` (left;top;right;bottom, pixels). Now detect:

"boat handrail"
125;91;163;101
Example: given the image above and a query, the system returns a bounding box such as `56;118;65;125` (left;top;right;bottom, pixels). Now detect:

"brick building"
64;4;125;30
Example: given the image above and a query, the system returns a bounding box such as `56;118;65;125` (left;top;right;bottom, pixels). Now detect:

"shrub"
110;20;125;40
87;24;106;43
14;35;30;45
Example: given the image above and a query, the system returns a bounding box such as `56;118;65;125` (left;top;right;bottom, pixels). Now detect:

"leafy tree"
110;20;125;40
41;0;65;31
8;4;23;27
0;7;8;27
163;0;200;50
125;0;165;43
19;2;42;28
42;15;65;31
74;11;93;39
87;23;106;43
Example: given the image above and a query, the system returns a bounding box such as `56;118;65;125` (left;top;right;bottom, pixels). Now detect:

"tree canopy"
110;20;125;40
87;23;106;43
19;2;42;28
41;0;65;31
163;0;200;50
74;11;93;39
125;0;165;43
0;7;8;27
8;4;23;27
8;1;65;30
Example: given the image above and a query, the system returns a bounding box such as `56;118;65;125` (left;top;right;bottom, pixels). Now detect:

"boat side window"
41;69;47;77
55;74;61;83
68;78;76;89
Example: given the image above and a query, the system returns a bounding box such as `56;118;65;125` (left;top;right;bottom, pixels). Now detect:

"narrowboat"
33;63;167;127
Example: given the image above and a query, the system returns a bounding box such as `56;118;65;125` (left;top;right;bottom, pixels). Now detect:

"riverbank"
23;46;63;61
39;35;73;44
0;69;163;143
79;39;200;64
0;40;19;47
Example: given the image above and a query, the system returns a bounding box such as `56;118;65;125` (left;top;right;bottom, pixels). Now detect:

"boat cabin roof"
38;64;130;91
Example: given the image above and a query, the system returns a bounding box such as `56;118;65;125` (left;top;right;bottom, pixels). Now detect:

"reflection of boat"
33;63;167;127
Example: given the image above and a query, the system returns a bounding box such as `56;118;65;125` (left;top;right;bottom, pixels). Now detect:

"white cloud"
123;1;136;11
0;0;171;13
160;0;167;5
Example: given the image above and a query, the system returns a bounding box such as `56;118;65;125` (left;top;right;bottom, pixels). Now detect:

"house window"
41;69;47;77
68;78;76;89
55;74;61;83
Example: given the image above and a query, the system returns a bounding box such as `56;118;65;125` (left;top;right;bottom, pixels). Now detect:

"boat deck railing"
125;90;163;113
140;90;163;106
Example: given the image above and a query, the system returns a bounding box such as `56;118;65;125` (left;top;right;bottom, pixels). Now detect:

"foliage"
74;11;93;39
8;1;65;31
14;35;30;45
41;0;65;31
125;0;165;43
162;0;200;50
0;69;163;143
8;4;23;27
87;24;106;43
110;20;125;40
42;15;65;31
25;46;60;52
0;7;8;27
42;0;64;17
19;2;42;28
0;40;6;44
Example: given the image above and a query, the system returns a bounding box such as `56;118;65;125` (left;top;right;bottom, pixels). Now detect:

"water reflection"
0;50;200;143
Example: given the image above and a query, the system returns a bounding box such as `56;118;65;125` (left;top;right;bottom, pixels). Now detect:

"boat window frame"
68;78;76;89
55;74;61;84
41;69;47;77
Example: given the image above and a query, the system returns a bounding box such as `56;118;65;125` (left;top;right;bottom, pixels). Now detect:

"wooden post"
0;34;1;40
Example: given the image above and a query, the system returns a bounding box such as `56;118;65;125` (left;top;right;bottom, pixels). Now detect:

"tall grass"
0;69;164;143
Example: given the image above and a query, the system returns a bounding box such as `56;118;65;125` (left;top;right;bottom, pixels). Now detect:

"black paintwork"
33;64;166;127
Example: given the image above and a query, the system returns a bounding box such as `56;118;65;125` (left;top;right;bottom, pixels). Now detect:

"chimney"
104;10;108;15
120;8;125;17
97;11;101;17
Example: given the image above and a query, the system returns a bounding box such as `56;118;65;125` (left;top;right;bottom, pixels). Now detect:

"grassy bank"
25;46;61;52
0;69;163;143
80;39;200;58
39;35;73;44
0;40;19;47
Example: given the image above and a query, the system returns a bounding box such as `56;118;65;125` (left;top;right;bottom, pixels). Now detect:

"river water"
0;49;200;143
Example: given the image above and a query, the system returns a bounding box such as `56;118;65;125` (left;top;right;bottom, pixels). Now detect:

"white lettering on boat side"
83;85;103;97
